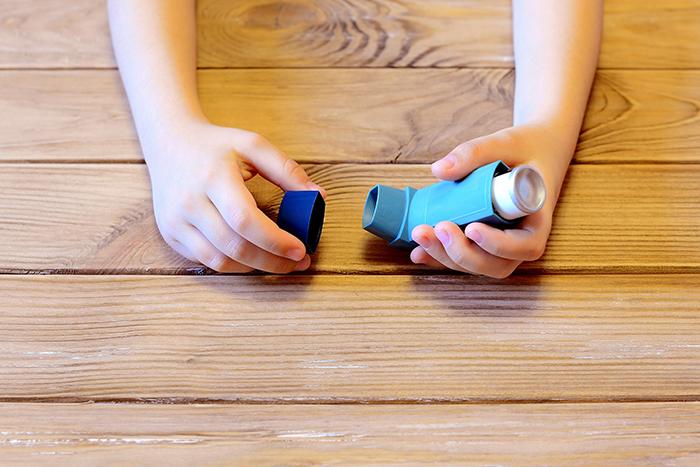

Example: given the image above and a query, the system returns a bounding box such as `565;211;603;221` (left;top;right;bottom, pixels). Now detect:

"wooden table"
1;0;699;464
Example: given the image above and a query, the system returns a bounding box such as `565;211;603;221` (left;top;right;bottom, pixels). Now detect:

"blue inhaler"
362;161;546;248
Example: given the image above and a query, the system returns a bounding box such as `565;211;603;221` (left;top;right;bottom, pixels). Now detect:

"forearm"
512;0;603;172
108;0;204;161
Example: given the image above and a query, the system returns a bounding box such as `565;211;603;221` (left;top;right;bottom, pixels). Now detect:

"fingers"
236;132;326;197
411;225;471;273
434;222;520;278
464;221;547;262
412;223;521;278
431;128;519;181
187;200;310;274
168;238;199;263
410;246;446;269
207;172;308;261
175;224;253;273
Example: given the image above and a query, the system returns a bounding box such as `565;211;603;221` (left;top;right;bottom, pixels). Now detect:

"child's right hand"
143;120;325;273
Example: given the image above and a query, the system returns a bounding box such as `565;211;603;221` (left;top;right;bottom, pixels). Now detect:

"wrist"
514;104;584;152
137;111;210;164
510;121;578;210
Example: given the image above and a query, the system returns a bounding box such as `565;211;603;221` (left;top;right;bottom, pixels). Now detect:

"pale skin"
109;0;602;278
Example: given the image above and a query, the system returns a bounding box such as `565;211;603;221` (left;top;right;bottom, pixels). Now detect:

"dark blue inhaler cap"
276;190;325;254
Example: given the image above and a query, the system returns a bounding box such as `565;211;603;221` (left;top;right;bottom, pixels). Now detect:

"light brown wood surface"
0;0;113;68
0;274;698;401
1;0;699;464
2;0;700;69
0;402;698;465
2;69;700;163
0;163;698;274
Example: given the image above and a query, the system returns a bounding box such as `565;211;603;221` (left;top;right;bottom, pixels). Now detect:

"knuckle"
224;236;246;260
203;168;223;187
450;249;469;269
455;142;479;160
496;130;518;149
155;215;180;241
206;254;227;272
243;131;265;148
486;241;503;258
228;208;251;232
525;243;546;261
468;253;488;272
283;158;307;181
178;192;199;217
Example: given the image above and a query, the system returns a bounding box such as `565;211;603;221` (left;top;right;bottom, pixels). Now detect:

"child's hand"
145;121;326;273
410;124;573;278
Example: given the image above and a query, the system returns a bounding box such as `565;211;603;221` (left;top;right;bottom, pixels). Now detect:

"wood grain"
0;163;698;274
3;0;700;69
0;71;139;162
0;0;112;68
0;402;698;465
1;69;699;163
0;274;699;401
198;0;700;69
196;0;513;68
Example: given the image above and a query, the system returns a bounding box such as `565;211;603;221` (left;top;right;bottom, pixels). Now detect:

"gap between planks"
0;396;699;406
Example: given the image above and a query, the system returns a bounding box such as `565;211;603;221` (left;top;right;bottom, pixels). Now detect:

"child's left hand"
410;124;574;278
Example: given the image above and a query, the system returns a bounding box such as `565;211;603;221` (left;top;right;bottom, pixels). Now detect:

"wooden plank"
198;0;700;70
0;274;698;401
0;402;698;464
196;0;513;68
0;163;698;274
0;71;140;162
3;1;700;69
0;0;113;68
1;69;699;163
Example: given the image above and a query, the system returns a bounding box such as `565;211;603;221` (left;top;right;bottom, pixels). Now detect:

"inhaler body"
362;161;546;248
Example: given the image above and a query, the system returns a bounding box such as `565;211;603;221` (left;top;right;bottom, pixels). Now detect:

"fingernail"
432;155;455;172
410;249;424;265
305;182;327;198
466;227;483;244
294;255;311;271
287;248;305;261
413;232;430;247
435;227;451;246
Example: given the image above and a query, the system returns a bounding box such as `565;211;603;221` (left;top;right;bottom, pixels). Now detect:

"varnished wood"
0;0;112;68
0;402;698;464
198;0;700;69
1;69;699;163
2;1;700;69
1;0;698;461
196;0;513;68
0;274;698;401
0;163;698;274
0;70;140;162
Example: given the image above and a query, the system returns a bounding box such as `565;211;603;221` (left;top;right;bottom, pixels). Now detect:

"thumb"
238;134;326;197
431;129;519;181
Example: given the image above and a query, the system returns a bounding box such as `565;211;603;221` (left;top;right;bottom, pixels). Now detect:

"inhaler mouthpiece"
491;166;546;220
